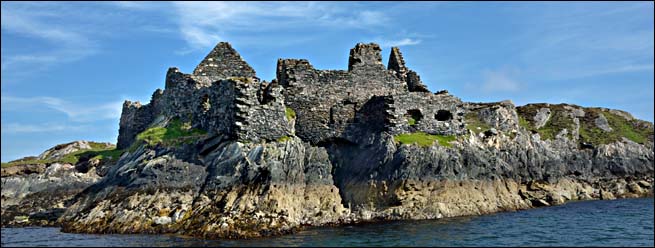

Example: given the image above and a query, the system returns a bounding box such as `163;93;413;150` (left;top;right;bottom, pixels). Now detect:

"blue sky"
1;1;653;162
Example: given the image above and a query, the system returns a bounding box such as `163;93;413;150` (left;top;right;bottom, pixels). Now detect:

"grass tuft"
135;118;207;147
465;112;491;134
285;107;296;120
407;117;416;126
2;145;122;168
394;132;457;147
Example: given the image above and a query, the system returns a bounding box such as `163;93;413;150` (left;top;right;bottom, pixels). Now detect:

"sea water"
2;198;653;247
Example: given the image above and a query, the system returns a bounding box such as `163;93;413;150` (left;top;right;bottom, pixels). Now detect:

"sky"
1;1;653;162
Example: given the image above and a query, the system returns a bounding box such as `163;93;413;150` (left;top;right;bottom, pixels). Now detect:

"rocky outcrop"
1;141;116;226
7;42;653;239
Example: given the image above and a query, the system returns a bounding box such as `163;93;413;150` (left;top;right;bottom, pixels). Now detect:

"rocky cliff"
1;141;117;226
4;42;653;239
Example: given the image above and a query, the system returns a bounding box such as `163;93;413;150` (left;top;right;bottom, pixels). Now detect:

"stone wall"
233;80;294;142
387;47;430;93
117;42;293;147
386;92;467;136
277;44;412;144
117;101;155;149
118;41;439;148
192;42;256;80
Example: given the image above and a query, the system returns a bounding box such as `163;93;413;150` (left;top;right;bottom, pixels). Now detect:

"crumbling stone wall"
387;47;430;93
117;101;155;149
117;41;446;149
277;43;409;144
386;92;467;136
117;42;290;148
233;80;294;142
193;42;256;80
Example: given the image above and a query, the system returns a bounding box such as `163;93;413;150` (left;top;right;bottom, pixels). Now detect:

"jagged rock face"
1;163;101;226
470;101;519;132
46;42;655;238
61;137;346;238
1;140;118;227
533;107;552;129
595;113;613;132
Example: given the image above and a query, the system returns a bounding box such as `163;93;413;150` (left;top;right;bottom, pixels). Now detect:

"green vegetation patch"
285;107;296;120
517;104;653;144
277;135;291;142
407;117;416;126
517;104;575;140
464;112;491;134
394;132;457;147
518;116;531;130
2;145;123;168
537;111;575;140
136;118;207;147
578;109;653;145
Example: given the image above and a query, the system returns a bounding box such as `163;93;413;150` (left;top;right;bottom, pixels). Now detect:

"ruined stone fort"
117;42;467;149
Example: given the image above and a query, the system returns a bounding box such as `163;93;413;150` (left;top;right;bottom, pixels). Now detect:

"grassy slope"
134;118;207;147
517;104;653;145
2;142;120;168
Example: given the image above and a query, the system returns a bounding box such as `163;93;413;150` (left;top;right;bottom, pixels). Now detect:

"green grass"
464;112;491;134
517;104;575;140
518;116;531;130
89;149;125;161
277;136;291;142
578;109;652;145
2;145;122;168
537;111;575;140
285;107;296;120
135;118;207;147
394;132;457;147
517;104;653;144
407;117;416;126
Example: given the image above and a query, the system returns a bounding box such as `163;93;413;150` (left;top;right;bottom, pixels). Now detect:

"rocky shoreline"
2;42;653;239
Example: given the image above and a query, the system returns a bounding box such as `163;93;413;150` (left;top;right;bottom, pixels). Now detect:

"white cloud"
375;38;422;47
111;1;157;10
1;96;123;122
1;123;91;133
171;2;390;51
481;68;521;92
0;2;97;73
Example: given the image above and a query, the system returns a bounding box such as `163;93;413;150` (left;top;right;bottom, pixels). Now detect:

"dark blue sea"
2;198;653;247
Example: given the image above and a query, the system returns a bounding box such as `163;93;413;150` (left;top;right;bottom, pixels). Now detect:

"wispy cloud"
375;38;422;47
171;2;390;52
2;96;123;122
0;2;98;73
509;2;654;80
481;67;522;92
1;123;91;133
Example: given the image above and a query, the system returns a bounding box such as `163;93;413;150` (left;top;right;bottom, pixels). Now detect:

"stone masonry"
117;42;464;149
